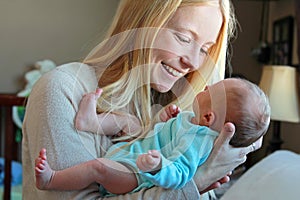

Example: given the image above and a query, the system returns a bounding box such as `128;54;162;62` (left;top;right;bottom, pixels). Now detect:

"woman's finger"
214;122;235;146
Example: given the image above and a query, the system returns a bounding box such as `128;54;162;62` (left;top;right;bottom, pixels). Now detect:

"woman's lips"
162;63;183;77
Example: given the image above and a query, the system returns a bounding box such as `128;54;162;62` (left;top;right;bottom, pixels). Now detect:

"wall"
230;0;264;84
0;0;120;93
232;0;299;164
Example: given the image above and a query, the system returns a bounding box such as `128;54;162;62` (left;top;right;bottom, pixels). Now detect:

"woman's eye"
200;48;208;55
176;33;191;43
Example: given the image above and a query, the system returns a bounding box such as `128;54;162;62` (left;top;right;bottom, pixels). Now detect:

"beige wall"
230;0;264;84
232;0;300;164
0;0;119;93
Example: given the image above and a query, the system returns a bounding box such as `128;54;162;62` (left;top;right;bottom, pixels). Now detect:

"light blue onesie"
103;111;219;195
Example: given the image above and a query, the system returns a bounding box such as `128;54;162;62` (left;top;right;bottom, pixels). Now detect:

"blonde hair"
225;78;271;147
83;0;237;140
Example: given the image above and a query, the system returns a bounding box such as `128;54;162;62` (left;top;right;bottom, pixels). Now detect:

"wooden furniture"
0;94;26;200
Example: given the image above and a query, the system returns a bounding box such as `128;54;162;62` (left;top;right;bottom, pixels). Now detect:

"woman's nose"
180;55;200;72
180;47;204;71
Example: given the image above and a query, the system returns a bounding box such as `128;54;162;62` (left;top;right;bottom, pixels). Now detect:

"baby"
35;78;270;196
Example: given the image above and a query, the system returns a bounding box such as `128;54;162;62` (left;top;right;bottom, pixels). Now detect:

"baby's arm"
159;104;181;122
75;89;141;136
35;148;137;194
136;150;162;174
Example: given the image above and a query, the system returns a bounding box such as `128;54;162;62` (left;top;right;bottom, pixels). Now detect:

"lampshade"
259;65;300;123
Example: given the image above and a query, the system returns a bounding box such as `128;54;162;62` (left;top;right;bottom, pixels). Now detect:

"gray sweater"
22;62;200;200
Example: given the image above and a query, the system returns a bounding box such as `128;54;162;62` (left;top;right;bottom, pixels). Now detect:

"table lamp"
259;65;300;153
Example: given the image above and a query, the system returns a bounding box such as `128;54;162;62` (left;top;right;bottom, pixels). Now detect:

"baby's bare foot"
75;89;102;133
35;148;55;190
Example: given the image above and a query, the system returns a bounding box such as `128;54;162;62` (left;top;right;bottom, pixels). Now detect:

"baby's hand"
159;104;181;122
136;150;161;174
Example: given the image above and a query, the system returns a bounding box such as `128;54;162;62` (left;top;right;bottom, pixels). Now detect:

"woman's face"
150;5;223;93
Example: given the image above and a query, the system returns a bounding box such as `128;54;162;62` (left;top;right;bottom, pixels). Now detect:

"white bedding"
221;150;300;200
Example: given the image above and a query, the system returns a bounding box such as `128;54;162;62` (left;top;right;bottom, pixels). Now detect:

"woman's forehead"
166;5;223;43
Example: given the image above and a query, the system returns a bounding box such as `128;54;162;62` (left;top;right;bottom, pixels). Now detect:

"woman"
22;0;260;199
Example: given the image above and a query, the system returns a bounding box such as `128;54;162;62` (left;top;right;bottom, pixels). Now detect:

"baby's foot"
35;148;55;190
136;150;161;173
75;88;102;133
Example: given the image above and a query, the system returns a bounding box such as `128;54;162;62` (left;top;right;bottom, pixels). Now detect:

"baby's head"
192;78;270;147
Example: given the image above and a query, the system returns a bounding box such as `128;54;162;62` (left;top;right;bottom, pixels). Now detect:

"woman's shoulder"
31;62;98;95
56;62;96;77
41;62;96;85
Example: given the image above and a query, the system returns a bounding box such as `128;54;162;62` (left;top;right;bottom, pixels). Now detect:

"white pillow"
221;150;300;200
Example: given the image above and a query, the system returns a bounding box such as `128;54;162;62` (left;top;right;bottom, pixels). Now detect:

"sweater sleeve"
22;63;111;199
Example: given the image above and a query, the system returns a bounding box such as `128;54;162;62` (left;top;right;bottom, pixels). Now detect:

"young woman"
22;0;261;199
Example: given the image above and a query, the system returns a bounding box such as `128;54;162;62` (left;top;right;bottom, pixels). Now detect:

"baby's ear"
203;111;216;127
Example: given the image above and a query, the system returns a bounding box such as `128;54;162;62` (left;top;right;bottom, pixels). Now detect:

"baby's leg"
136;150;161;174
35;148;99;190
35;148;137;194
96;158;138;194
75;88;102;133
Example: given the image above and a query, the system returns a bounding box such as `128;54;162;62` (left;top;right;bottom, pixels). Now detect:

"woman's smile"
162;62;184;77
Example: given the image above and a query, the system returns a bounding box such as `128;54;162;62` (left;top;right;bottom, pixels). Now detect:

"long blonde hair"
83;0;237;139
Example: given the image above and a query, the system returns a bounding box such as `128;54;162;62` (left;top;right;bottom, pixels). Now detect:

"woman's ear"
203;111;216;127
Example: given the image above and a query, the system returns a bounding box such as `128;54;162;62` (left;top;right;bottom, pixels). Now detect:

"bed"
220;150;300;199
0;94;26;200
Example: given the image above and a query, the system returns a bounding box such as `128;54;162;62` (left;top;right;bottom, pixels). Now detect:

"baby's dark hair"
225;78;271;147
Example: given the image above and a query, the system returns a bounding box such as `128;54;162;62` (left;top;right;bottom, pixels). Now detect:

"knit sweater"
22;62;200;200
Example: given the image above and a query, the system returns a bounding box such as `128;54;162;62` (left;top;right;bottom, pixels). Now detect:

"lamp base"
266;120;283;154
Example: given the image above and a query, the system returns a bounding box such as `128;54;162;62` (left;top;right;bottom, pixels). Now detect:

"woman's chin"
151;83;173;93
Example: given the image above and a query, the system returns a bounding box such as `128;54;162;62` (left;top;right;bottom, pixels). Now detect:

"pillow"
221;150;300;200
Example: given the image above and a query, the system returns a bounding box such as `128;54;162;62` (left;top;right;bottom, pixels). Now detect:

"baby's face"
192;80;228;131
192;86;211;125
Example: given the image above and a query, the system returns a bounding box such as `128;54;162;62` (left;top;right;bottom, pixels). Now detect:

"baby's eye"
175;33;191;43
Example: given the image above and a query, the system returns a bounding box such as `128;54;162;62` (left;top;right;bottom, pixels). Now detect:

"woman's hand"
194;122;262;193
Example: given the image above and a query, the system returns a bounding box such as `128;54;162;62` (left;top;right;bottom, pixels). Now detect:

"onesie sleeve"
140;126;217;189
